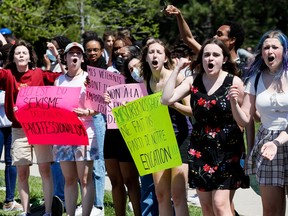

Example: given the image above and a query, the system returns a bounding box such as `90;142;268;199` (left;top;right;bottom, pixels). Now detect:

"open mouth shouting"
268;56;275;62
72;58;78;64
152;60;158;66
208;63;214;69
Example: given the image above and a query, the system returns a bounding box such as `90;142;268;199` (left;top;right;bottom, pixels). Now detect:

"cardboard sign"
106;83;147;129
15;86;88;145
85;66;125;114
112;92;182;176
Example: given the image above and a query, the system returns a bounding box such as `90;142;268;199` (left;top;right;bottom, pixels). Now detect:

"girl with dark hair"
162;38;248;216
0;39;62;216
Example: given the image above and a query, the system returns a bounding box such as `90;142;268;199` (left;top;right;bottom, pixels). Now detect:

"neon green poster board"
112;92;182;176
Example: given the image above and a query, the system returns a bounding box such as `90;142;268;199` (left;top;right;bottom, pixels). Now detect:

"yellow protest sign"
112;92;182;176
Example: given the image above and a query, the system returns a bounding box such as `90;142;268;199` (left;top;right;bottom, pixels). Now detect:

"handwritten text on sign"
112;92;182;176
16;86;88;146
85;66;125;114
106;83;147;129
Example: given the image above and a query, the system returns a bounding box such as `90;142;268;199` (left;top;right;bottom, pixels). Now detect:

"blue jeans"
93;114;106;208
51;162;65;203
140;174;159;216
0;127;17;202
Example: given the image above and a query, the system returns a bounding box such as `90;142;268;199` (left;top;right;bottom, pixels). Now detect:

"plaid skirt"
246;125;288;186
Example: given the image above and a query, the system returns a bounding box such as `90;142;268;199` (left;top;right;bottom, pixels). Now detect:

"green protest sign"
112;92;182;176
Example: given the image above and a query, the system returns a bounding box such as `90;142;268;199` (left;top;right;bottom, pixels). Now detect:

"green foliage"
0;0;287;55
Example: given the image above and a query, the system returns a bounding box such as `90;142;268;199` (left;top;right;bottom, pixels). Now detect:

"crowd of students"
0;3;288;216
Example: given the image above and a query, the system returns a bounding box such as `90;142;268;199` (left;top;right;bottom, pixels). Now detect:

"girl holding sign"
161;38;248;216
141;39;192;216
53;42;98;216
0;40;62;216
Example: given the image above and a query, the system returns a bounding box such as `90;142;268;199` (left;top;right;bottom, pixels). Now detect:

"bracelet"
272;140;281;146
86;109;91;116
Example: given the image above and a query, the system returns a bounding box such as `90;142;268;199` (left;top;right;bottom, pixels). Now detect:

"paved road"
1;162;287;216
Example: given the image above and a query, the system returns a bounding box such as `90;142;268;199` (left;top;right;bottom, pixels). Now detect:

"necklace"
65;70;83;78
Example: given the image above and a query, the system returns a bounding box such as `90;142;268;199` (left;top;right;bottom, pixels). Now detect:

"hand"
43;54;51;70
175;57;191;72
228;85;240;105
47;42;59;57
164;5;180;16
261;141;278;160
104;92;111;104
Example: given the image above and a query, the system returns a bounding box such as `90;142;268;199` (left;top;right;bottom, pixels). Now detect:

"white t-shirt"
245;73;288;130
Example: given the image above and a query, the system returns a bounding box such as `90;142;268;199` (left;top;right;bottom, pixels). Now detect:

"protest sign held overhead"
16;86;88;146
112;92;182;176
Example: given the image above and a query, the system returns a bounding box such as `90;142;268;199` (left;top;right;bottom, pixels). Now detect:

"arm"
161;58;192;105
170;97;192;117
73;108;98;117
229;80;255;127
165;5;201;53
47;42;66;74
261;129;288;161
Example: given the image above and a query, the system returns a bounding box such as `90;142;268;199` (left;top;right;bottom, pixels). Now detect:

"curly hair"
5;40;37;70
222;21;245;51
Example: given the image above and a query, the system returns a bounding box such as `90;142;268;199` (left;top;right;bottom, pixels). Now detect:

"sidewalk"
1;162;287;216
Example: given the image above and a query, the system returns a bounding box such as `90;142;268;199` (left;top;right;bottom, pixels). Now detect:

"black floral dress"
188;73;249;191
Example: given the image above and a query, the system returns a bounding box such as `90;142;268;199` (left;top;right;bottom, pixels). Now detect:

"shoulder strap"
254;73;261;94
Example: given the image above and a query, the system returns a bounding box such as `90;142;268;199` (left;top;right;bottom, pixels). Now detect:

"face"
202;43;225;75
262;38;283;72
65;47;83;69
85;40;103;63
214;25;232;49
128;58;141;73
117;47;130;59
113;40;125;56
14;45;30;67
105;35;115;49
146;42;167;71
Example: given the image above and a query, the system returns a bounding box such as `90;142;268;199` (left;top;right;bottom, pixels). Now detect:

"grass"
0;170;202;215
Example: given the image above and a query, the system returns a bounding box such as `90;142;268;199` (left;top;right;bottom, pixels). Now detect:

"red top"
0;68;61;128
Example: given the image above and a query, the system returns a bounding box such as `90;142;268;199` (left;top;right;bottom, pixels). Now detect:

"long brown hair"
140;39;174;81
191;38;238;76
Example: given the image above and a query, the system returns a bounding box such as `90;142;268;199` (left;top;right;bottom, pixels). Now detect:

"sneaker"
187;194;201;207
52;195;64;216
3;200;23;211
90;206;104;216
75;205;82;216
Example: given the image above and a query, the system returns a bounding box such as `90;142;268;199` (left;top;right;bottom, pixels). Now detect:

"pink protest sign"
106;83;148;129
15;86;89;146
85;66;125;114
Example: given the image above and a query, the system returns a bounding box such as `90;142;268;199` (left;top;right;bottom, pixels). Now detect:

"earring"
223;62;226;64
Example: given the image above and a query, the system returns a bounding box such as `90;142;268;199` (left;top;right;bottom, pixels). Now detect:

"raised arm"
165;5;201;53
161;58;192;105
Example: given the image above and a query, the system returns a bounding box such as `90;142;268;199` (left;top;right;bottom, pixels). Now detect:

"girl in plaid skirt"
229;30;288;216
